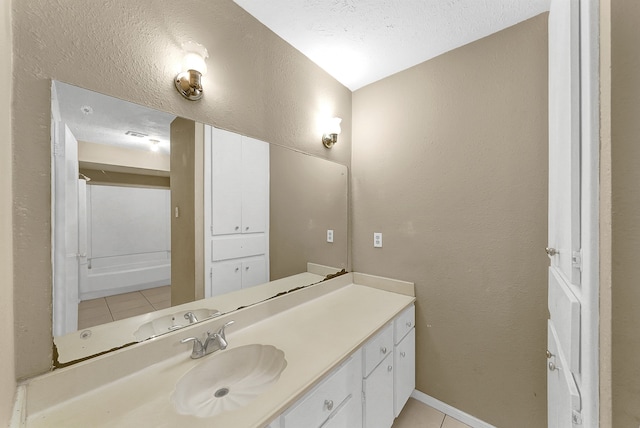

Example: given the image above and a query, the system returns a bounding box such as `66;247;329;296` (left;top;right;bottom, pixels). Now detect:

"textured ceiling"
55;81;175;155
233;0;550;90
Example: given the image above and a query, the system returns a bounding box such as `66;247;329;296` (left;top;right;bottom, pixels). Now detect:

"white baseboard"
410;390;496;428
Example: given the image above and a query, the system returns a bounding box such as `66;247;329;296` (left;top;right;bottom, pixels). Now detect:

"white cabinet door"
210;261;242;296
363;353;394;428
211;128;243;235
394;328;415;417
241;136;269;234
241;256;267;289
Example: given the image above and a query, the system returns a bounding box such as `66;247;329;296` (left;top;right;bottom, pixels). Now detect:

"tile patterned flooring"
80;290;472;428
393;398;472;428
78;286;171;329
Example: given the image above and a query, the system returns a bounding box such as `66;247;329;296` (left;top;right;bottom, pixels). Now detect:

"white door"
211;128;243;235
241;256;267;289
241;136;269;234
547;0;583;425
52;123;80;336
210;261;242;296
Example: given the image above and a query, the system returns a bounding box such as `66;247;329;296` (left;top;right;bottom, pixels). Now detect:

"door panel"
52;123;80;336
210;261;242;296
241;136;269;234
548;268;581;373
548;0;583;425
548;0;581;287
211;128;242;235
241;256;267;289
548;321;581;427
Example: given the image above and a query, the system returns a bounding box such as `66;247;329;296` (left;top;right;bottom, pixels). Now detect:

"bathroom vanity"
12;272;415;428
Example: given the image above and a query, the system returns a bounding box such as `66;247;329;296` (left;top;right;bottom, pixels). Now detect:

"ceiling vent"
125;130;148;138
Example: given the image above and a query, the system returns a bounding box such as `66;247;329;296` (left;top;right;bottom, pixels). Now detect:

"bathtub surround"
352;15;549;427
1;0;15;425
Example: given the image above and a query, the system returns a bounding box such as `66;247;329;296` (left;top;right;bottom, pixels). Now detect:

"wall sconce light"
322;117;342;148
175;41;209;101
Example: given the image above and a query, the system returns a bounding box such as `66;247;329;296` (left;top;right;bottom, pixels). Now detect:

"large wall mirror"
51;81;348;364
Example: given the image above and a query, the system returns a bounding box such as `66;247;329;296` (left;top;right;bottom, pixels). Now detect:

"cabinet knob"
381;346;387;354
545;247;558;256
235;226;240;231
546;350;553;359
548;362;558;372
245;266;249;271
235;268;239;272
387;365;393;372
324;399;334;411
406;321;412;328
245;226;249;231
400;351;406;358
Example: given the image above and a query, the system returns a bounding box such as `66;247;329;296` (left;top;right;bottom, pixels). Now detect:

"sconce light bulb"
175;41;209;101
322;117;342;149
328;117;342;135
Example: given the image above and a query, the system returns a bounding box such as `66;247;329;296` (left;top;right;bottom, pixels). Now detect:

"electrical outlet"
327;229;334;243
374;232;382;248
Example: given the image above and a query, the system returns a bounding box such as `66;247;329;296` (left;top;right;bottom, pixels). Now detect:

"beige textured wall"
12;0;351;379
270;146;349;279
170;118;205;306
78;140;170;173
352;15;548;427
1;0;15;423
611;0;640;425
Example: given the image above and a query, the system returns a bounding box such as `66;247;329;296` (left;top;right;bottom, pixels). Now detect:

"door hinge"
572;410;583;425
53;141;63;157
572;250;582;271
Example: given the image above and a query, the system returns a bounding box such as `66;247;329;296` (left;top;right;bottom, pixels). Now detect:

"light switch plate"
374;232;382;248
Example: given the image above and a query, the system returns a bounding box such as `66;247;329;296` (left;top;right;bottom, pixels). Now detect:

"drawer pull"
387;365;393;372
381;346;387;354
324;399;334;411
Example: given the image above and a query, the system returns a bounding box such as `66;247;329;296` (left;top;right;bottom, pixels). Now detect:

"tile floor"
393;398;472;428
78;285;171;329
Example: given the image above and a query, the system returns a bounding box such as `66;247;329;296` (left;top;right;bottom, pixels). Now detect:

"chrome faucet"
180;321;235;359
184;312;199;324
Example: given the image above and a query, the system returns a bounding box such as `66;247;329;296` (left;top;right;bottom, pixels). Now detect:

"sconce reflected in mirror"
175;41;209;101
322;117;342;149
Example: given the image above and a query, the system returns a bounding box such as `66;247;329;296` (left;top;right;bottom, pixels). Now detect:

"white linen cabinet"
204;126;269;297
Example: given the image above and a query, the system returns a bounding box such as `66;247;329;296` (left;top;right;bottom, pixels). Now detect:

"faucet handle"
181;337;205;358
216;320;235;340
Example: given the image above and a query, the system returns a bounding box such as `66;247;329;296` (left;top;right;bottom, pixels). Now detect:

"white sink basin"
171;344;287;418
133;308;221;341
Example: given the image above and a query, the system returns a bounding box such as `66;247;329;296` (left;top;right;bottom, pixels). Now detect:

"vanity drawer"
282;351;362;428
394;305;415;345
362;323;393;377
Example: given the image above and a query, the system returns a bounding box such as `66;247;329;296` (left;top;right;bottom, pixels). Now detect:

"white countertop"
54;270;329;364
19;274;414;428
